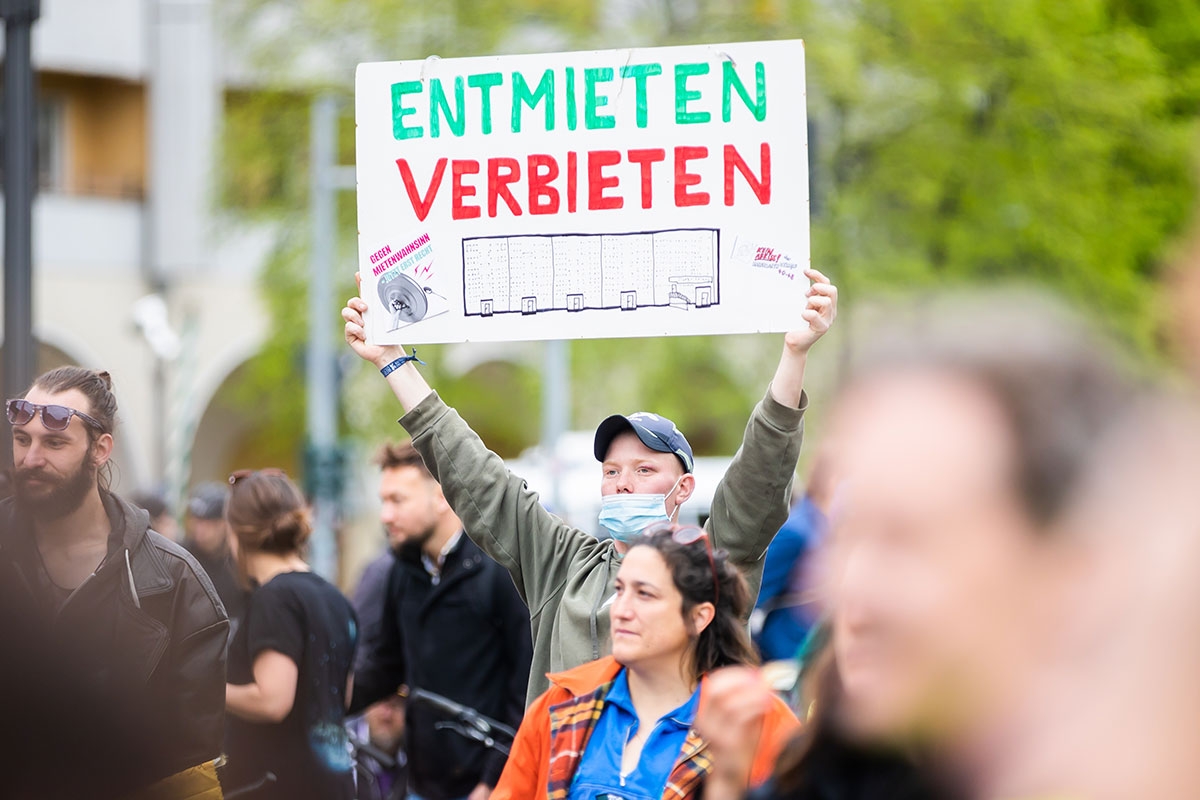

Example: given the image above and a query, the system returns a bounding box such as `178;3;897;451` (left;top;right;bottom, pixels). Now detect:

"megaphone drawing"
378;271;448;331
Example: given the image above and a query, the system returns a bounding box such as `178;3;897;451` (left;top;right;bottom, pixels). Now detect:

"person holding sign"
341;267;837;702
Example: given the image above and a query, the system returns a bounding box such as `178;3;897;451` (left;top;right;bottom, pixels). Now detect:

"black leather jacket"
0;492;230;798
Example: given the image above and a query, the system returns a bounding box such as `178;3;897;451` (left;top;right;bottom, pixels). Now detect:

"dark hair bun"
226;470;311;556
266;506;313;551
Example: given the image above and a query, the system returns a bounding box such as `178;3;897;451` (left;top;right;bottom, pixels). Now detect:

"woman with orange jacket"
493;524;800;800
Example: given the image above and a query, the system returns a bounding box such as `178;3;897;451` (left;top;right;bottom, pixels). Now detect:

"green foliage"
1109;0;1200;113
221;0;599;70
220;89;311;215
792;0;1198;352
571;334;778;455
440;361;543;457
217;0;1200;467
222;225;310;460
341;346;542;457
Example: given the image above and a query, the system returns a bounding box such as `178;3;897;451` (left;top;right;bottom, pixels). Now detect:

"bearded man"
0;366;228;799
351;440;532;800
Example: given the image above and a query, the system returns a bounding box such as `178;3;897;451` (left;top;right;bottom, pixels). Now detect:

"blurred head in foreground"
822;289;1137;753
979;394;1200;799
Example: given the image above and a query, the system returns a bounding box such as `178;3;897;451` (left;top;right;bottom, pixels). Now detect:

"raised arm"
707;268;837;590
769;267;838;410
342;277;597;613
343;273;435;412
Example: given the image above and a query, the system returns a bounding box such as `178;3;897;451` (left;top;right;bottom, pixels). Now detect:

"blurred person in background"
493;525;799;799
351;441;531;800
751;452;836;664
350;693;409;800
350;541;393;672
0;367;228;798
222;469;358;800
342;269;839;702
186;481;247;624
696;291;1136;800
131;489;180;543
348;446;409;800
350;444;409;675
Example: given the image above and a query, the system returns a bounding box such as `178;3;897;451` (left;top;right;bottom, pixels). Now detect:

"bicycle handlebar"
407;688;517;749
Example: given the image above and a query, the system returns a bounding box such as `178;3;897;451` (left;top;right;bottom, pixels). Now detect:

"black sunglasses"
6;399;103;432
644;522;720;606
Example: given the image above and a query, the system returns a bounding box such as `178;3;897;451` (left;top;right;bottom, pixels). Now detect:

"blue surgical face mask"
597;476;684;543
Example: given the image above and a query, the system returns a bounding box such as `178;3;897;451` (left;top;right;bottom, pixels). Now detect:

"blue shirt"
753;497;826;661
568;669;701;800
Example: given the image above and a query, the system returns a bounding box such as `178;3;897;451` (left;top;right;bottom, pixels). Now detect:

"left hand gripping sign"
356;40;810;345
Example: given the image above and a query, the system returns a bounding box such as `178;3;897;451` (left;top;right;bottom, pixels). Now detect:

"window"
0;89;67;193
36;94;65;192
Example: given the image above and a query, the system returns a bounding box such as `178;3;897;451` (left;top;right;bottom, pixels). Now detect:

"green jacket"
400;386;806;702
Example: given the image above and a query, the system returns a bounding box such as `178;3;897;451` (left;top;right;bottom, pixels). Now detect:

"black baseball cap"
594;412;695;473
187;482;228;521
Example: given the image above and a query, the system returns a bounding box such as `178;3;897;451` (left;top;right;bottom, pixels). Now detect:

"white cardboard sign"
355;40;808;344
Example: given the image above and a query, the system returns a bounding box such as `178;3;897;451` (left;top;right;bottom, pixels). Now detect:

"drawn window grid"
601;234;655;307
553;236;602;308
463;239;512;314
462;229;717;316
507;238;553;313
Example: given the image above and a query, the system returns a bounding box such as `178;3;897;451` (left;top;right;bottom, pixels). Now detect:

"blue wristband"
380;349;426;377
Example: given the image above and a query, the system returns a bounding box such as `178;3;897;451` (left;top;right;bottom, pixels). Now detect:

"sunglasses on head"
644;522;720;606
229;468;287;486
6;399;103;432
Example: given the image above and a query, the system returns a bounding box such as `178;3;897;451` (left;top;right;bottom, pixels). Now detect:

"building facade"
0;0;272;507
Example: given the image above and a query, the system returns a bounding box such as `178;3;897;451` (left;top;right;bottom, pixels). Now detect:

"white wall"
7;0;150;79
149;0;219;280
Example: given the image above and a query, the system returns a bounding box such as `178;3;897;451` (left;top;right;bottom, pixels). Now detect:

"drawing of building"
462;228;719;316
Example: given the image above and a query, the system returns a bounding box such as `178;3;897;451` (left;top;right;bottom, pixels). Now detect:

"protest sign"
355;40;808;344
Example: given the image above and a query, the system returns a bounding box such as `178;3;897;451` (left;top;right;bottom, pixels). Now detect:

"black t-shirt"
222;571;358;800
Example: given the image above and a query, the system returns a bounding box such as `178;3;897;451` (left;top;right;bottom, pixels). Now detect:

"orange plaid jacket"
493;656;799;800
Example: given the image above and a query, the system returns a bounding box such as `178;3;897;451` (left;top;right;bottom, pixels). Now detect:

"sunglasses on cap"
6;399;103;432
644;522;720;606
229;468;287;486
